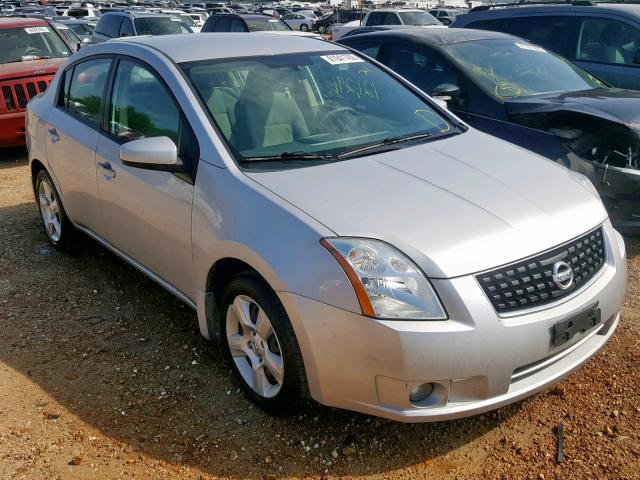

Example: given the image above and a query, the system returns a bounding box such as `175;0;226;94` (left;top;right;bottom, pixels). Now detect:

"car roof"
341;27;515;47
116;32;343;63
0;16;48;28
462;3;640;18
104;10;178;18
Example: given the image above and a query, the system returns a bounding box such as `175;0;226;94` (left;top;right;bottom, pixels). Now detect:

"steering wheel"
318;106;360;130
23;47;43;57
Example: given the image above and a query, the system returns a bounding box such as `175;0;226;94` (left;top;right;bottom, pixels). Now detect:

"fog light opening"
409;383;435;405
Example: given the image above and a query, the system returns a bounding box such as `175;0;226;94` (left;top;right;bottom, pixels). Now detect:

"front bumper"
279;222;626;422
0;112;26;147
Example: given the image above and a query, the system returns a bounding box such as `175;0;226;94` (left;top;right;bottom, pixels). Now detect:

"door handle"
97;161;116;179
48;128;59;143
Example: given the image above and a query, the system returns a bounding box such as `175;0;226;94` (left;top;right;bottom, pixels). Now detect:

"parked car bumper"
0;112;26;147
279;222;626;422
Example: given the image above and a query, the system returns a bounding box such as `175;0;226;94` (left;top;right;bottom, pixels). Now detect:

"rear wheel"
35;169;74;252
220;273;309;414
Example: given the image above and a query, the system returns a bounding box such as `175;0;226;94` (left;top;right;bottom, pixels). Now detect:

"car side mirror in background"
634;48;640;65
120;137;178;170
432;83;461;103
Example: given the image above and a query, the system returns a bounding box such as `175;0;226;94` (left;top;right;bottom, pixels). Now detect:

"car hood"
0;58;66;82
506;88;640;135
245;129;607;278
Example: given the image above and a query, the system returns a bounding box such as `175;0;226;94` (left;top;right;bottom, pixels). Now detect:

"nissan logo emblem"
552;261;574;290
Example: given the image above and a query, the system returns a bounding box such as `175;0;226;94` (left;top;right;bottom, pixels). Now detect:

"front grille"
476;227;605;314
0;77;51;112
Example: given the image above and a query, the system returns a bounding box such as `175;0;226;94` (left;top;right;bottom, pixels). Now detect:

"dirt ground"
1;147;639;480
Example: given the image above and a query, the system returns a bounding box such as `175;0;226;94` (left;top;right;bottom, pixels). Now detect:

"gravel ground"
1;148;639;480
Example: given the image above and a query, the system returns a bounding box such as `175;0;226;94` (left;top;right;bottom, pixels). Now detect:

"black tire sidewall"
220;273;308;414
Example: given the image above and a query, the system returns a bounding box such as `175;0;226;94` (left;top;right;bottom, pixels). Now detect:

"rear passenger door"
45;56;113;238
573;16;640;90
95;57;199;298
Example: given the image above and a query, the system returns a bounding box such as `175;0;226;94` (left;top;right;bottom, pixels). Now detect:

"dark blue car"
452;3;640;90
338;28;640;232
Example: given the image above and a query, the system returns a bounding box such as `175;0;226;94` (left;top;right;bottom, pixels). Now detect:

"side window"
108;60;198;170
507;16;575;56
385;44;460;94
96;14;124;38
576;18;640;66
230;18;246;32
466;18;510;32
119;18;135;37
350;42;382;60
214;17;231;31
61;58;111;126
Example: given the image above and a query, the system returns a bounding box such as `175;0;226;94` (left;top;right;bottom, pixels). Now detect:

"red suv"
0;17;72;147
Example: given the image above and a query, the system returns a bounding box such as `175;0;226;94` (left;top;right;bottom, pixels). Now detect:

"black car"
339;29;640;231
201;13;292;32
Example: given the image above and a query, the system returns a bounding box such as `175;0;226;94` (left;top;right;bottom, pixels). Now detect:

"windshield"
0;26;71;63
179;14;196;27
54;24;81;45
245;18;291;31
444;39;605;99
68;23;94;35
182;52;457;166
398;11;440;26
134;17;192;35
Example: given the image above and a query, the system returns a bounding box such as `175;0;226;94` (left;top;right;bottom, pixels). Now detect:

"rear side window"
465;18;510;32
366;12;385;26
230;18;246;32
96;14;124;37
119;18;135;37
61;58;111;125
506;16;576;56
576;18;640;65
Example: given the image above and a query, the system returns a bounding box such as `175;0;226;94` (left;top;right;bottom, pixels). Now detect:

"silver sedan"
26;33;626;422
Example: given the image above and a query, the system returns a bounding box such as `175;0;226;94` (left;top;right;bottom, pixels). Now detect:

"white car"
281;12;315;31
331;8;444;40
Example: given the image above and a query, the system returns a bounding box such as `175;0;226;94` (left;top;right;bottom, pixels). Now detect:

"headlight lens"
321;238;447;320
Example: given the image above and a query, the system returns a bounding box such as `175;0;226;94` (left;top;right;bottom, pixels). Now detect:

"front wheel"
300;24;309;31
35;169;74;251
220;273;309;414
318;25;326;34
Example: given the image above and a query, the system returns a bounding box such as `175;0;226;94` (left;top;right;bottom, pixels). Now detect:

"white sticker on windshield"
268;19;279;22
25;26;50;34
170;18;182;21
320;54;364;65
515;42;545;52
56;25;69;29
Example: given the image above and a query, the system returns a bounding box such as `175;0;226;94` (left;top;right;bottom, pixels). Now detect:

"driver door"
95;58;199;299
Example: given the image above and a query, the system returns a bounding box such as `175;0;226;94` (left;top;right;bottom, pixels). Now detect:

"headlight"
321;238;447;320
570;171;599;198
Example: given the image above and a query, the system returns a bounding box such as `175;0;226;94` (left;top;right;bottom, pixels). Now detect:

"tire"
35;169;74;252
300;24;309;31
220;272;309;415
318;25;326;34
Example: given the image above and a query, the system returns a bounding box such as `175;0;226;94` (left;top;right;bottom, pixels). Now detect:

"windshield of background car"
398;11;440;26
0;26;71;63
54;24;81;45
182;51;456;164
444;39;605;99
134;17;191;35
68;23;94;35
245;18;291;31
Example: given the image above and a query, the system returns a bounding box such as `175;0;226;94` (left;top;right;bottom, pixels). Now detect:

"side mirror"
432;83;461;103
120;137;178;170
634;48;640;65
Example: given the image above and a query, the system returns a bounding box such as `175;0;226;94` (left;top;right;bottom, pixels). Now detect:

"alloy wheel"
38;179;62;242
226;295;284;398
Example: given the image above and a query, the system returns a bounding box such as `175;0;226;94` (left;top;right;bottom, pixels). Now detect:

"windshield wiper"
240;151;336;163
337;132;433;160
